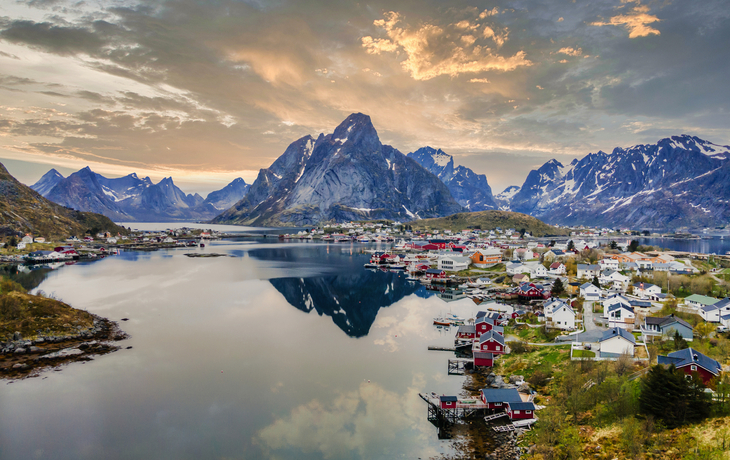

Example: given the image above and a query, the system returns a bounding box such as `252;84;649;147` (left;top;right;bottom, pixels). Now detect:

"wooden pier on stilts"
418;393;490;424
447;358;473;375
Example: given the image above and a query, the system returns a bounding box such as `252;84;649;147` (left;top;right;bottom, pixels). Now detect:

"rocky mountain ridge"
213;113;463;226
504;135;730;228
407;147;497;211
32;169;249;222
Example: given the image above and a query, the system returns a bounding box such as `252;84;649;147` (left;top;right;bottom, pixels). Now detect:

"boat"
433;317;453;326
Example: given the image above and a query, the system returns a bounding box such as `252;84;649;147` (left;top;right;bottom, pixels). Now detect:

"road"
568;300;607;342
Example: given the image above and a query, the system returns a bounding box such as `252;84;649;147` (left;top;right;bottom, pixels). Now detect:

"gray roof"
580;282;599;289
578;264;600;271
480;388;522;403
599;327;636;344
439;395;458;402
473;352;494;360
658;348;721;376
457;325;476;334
479;330;505;345
607;304;634;313
645;315;693;330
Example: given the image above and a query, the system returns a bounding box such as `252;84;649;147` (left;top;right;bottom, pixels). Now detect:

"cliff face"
408;147;497;211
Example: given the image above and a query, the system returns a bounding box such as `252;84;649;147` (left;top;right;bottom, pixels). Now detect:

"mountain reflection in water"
270;269;422;337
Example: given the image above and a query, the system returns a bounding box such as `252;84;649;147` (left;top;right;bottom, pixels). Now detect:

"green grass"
515;324;562;343
572;349;596;358
497;345;572;379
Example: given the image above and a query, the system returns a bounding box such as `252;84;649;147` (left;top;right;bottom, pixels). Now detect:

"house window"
514;410;521;414
496;346;501;351
526;411;532;414
691;365;697;371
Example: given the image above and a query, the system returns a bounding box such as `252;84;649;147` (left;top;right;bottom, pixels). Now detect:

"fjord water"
1;240;473;460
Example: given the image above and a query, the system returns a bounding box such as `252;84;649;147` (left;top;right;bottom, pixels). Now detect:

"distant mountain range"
31;168;249;222
407;147;497;211
501;135;730;229
26;113;730;229
213;113;462;226
0;162;126;239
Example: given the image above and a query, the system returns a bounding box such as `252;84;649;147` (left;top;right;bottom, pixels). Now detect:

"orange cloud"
591;3;660;38
558;47;582;56
361;11;531;81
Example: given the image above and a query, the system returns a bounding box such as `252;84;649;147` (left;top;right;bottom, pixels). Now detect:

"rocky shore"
0;315;128;380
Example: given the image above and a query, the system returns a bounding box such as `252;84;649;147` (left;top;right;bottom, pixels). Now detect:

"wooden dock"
448;358;473;375
428;346;457;352
418;393;491;424
483;412;508;422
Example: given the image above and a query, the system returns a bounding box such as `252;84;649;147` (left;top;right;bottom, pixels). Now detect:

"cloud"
0;20;107;56
558;47;582;56
361;11;531;81
591;3;661;38
255;380;425;459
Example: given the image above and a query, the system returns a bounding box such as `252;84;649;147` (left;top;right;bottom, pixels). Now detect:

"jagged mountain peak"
30;168;65;196
407;146;495;212
507;134;730;228
213;113;462;226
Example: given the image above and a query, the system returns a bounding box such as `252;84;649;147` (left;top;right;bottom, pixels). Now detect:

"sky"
1;0;729;196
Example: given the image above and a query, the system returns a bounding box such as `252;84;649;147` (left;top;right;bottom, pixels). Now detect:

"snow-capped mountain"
506;135;730;228
30;168;64;196
407;147;497;211
495;185;521;210
35;169;249;222
213;113;463;226
203;178;250;210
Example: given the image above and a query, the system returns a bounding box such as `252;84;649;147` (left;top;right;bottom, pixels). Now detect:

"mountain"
213;113;463;226
0;162;127;239
495;186;520;210
409;210;570;236
270;271;421;337
30;169;64;196
36;169;247;222
407;147;497;211
203;178;250;210
506;135;730;229
45;167;132;221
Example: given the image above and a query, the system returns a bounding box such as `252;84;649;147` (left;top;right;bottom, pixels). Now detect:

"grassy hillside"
0;162;128;240
410;210;570;237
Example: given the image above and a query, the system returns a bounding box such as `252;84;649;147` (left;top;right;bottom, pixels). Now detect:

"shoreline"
0;314;128;381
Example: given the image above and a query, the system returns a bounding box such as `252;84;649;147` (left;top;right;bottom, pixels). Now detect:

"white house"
16;242;27;250
599;258;619;270
437;256;471;272
701;304;721;323
526;263;548;278
604;303;636;329
549;262;566;275
580;282;602;300
684;295;719;311
577;264;601;279
599;270;630;289
599;327;636;356
21;235;33;244
548;302;576;330
506;262;530;275
633;282;662;299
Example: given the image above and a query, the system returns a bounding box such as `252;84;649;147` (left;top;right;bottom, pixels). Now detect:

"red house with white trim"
506;401;536;420
439;395;458;409
477;331;505;354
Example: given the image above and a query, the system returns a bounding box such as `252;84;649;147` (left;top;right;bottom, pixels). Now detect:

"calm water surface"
1;240;478;460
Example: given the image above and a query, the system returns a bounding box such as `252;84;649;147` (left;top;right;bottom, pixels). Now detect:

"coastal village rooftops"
457;324;476;334
599;327;636;344
658;348;721;376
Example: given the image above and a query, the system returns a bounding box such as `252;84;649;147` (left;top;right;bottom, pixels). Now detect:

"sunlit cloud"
591;2;661;38
558;47;582;56
361;11;531;81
